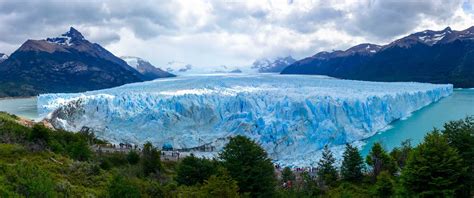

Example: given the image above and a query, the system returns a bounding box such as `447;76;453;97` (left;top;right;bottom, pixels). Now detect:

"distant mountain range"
0;27;174;97
121;56;175;80
251;56;296;73
282;27;474;88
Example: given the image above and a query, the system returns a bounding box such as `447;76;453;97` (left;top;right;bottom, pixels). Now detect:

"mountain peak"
46;27;85;46
64;27;85;40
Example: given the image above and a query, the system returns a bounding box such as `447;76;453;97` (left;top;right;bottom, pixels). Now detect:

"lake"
0;97;38;120
361;89;474;155
0;89;473;156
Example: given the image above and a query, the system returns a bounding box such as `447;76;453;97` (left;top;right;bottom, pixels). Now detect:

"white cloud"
0;0;473;67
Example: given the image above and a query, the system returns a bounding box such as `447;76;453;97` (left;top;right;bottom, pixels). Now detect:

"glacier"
37;74;453;167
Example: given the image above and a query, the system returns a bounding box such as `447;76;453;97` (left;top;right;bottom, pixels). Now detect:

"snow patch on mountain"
38;74;452;166
0;53;8;62
46;27;85;46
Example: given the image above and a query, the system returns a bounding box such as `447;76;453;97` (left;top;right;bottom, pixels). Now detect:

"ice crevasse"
37;74;453;166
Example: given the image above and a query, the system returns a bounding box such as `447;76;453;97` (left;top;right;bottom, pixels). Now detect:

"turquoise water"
0;89;473;153
361;89;474;156
0;97;38;120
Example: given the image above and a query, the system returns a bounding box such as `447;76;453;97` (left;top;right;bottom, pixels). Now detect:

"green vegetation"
0;111;472;197
219;135;277;197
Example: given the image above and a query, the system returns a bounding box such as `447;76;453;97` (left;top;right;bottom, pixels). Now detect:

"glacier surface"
38;74;453;166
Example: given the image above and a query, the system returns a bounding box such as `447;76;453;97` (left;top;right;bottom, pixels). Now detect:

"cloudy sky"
0;0;474;68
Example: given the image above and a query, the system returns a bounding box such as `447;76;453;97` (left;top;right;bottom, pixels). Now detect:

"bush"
5;161;56;197
29;124;50;143
107;174;141;198
127;150;140;165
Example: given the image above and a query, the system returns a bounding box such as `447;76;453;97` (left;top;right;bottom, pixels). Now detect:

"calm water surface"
0;89;473;154
361;89;474;156
0;97;38;120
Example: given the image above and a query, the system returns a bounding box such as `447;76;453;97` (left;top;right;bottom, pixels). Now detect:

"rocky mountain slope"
0;27;169;97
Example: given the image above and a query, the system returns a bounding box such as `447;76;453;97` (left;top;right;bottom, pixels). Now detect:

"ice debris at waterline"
38;74;453;166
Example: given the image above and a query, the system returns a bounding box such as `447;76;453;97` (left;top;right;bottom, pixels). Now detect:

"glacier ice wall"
38;74;453;166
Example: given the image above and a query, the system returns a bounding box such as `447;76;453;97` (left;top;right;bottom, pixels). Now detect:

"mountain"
0;27;153;97
281;27;474;88
121;56;175;80
251;56;296;73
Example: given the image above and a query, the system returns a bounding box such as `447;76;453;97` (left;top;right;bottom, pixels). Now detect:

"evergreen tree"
340;144;364;182
176;155;216;186
390;139;412;170
366;142;396;179
317;145;338;187
442;117;474;196
141;142;162;177
401;131;466;197
373;171;394;197
219;135;276;197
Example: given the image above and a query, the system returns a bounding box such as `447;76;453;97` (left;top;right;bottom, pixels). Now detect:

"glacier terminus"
37;74;453;166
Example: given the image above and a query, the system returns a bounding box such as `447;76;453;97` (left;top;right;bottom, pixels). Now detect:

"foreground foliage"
0;112;472;197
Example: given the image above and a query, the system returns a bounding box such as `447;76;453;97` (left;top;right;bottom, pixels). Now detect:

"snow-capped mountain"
0;27;154;97
386;26;474;48
38;74;452;166
46;28;86;46
251;56;296;73
0;53;8;63
312;43;382;60
121;56;175;80
282;26;474;88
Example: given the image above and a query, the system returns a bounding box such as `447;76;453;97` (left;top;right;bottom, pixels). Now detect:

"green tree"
219;135;276;197
317;145;338;187
401;131;467;197
127;150;140;165
68;139;92;161
281;167;295;183
442;117;474;196
366;142;396;180
373;171;394;197
176;155;217;186
107;174;141;198
141;142;162;177
340;143;364;182
390;139;412;170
